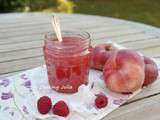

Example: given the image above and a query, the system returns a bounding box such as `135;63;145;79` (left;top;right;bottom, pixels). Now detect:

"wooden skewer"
51;16;63;42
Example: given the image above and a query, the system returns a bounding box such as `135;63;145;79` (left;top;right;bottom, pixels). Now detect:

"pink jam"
43;32;91;93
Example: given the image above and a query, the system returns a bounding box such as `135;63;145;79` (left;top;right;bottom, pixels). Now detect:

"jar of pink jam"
43;30;91;93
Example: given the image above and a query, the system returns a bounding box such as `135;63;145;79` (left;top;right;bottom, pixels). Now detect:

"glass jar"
43;30;91;93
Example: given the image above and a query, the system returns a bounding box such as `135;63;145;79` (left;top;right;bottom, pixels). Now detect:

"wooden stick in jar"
52;16;63;42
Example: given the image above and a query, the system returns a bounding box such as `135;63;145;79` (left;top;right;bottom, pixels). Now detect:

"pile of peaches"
91;43;159;93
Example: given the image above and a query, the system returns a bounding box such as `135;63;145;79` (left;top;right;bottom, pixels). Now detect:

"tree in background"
0;0;74;13
0;0;24;12
43;0;74;13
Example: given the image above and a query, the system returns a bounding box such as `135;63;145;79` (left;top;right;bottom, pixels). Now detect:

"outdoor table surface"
0;13;160;120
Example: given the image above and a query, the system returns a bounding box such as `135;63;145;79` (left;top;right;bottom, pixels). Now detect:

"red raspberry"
52;100;69;117
37;96;52;114
95;94;108;109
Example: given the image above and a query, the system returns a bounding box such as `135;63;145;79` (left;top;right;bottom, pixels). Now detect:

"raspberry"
52;100;69;117
95;94;108;109
37;96;52;114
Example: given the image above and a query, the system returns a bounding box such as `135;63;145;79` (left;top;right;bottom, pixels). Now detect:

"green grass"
72;0;160;27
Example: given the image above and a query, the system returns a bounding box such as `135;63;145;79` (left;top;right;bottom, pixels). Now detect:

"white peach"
91;43;118;70
143;56;159;86
103;49;145;93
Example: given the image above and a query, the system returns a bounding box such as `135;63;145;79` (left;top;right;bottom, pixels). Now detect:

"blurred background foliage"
0;0;160;27
0;0;74;13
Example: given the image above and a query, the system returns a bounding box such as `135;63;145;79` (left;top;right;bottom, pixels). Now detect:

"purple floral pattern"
20;74;28;80
1;92;13;100
0;78;10;87
20;74;32;92
21;81;31;89
9;111;14;116
113;98;127;105
22;105;29;114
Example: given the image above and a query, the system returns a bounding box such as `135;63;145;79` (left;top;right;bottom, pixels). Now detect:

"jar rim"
44;30;91;55
45;30;90;41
